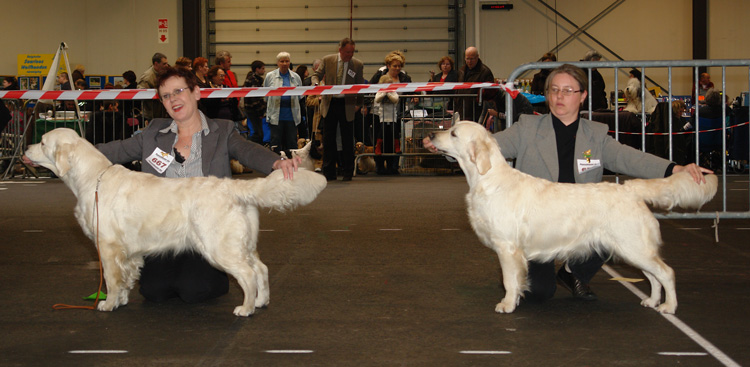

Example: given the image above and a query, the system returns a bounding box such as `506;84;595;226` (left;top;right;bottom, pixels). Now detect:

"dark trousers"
139;252;229;304
322;99;354;179
525;253;607;302
246;109;264;145
270;120;297;158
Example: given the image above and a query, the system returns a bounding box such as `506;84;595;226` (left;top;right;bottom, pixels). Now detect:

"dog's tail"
624;171;718;211
233;168;327;212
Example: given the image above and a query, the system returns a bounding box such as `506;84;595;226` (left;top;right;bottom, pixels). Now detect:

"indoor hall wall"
0;0;181;81
212;0;456;85
467;0;750;101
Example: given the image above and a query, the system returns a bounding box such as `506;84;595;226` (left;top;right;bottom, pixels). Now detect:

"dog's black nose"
428;132;436;140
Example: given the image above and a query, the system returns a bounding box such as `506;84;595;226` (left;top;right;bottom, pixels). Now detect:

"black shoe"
342;176;352;182
556;267;597;301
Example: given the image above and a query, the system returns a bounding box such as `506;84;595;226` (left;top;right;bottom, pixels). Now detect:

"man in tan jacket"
311;38;366;181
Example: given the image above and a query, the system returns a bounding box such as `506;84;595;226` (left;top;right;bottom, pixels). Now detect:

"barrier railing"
504;59;750;220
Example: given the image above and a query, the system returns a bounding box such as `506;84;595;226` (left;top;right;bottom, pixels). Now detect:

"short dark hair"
122;70;136;85
339;37;355;48
152;52;167;65
541;52;557;62
155;66;198;100
250;60;265;72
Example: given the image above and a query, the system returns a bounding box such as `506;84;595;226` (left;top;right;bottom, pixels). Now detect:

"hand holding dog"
272;155;302;180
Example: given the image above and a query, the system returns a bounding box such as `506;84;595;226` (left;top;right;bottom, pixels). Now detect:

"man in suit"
311;38;366;181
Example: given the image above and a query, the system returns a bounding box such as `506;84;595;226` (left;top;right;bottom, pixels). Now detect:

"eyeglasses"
547;86;583;96
161;87;189;100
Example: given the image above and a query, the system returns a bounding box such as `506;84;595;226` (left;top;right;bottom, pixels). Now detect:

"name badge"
347;69;356;78
577;159;601;174
146;147;174;174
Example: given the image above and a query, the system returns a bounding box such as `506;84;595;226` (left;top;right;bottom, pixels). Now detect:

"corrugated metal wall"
209;0;458;83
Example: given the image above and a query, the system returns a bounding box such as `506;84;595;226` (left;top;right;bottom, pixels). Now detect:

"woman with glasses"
422;64;711;307
93;66;300;306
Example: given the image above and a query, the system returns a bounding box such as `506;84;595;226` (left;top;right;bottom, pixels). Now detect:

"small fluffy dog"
25;128;327;316
430;121;717;314
281;140;317;172
624;78;657;114
354;142;376;174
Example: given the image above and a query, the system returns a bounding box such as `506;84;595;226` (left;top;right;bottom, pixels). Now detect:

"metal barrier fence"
1;98;146;179
503;59;750;220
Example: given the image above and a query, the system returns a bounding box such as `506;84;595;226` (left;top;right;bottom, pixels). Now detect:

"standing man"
311;38;366;181
138;52;170;122
457;46;495;122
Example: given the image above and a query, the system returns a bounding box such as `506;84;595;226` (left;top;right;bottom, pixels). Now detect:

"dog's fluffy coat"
430;121;717;314
26;128;326;316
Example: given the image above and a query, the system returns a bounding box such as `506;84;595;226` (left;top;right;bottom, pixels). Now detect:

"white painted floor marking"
658;352;708;356
68;350;128;354
265;350;314;354
602;265;741;367
378;228;402;231
460;350;511;355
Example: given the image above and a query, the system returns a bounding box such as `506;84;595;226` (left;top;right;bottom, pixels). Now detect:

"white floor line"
68;350;128;354
459;350;511;355
602;265;741;367
264;350;314;354
658;352;708;356
378;228;402;231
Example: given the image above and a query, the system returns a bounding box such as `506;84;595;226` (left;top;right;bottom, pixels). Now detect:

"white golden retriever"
25;128;327;316
430;121;717;314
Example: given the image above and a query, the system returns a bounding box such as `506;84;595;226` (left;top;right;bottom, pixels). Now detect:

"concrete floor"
1;173;748;366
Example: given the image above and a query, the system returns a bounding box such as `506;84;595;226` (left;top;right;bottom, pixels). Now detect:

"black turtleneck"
551;114;579;183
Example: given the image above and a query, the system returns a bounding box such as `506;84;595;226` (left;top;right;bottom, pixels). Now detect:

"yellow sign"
17;54;68;76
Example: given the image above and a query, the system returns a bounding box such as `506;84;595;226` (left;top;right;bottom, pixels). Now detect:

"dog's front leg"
494;245;527;313
96;242;126;312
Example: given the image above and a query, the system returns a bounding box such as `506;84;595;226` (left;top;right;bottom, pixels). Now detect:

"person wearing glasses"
93;66;300;305
422;64;710;305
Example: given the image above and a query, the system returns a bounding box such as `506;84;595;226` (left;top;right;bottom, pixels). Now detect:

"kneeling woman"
95;66;299;304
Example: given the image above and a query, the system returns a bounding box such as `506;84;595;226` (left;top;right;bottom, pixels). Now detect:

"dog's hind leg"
494;245;527;313
640;258;677;314
615;227;677;314
252;251;270;308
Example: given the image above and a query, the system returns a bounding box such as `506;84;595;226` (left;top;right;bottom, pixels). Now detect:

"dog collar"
96;165;114;193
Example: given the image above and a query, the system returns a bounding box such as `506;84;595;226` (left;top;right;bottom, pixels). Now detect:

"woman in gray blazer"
424;64;710;304
96;66;299;305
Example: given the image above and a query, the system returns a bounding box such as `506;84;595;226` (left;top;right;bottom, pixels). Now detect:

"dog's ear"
469;139;492;175
54;143;74;177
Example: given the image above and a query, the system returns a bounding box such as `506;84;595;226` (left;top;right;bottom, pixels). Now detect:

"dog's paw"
233;305;256;317
255;296;269;308
656;302;677;314
97;300;119;312
495;300;517;313
640;297;659;309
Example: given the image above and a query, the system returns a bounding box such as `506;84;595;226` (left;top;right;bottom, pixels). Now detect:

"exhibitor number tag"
146;147;174;174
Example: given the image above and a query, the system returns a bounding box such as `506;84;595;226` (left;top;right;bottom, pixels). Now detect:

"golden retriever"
25;128;327;316
429;121;717;314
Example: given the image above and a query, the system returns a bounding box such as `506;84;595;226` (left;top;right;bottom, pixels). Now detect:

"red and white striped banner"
0;82;520;100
